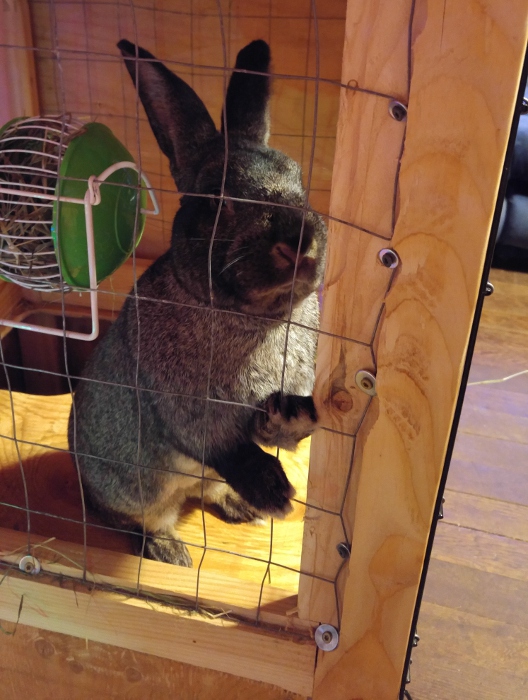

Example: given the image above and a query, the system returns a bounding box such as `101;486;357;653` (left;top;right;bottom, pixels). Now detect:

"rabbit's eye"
210;188;234;213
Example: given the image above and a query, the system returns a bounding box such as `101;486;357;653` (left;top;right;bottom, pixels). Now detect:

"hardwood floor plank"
447;432;528;506
457;386;528;445
432;523;528;582
443;490;528;542
422;559;528;629
411;641;528;700
414;270;528;699
411;602;528;692
461;384;528;417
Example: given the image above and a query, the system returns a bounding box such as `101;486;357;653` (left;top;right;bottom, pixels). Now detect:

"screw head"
355;369;377;397
378;248;400;269
19;555;41;575
336;541;351;559
315;624;339;652
485;281;494;296
389;100;408;121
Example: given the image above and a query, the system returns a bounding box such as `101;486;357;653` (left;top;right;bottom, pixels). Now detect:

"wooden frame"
1;0;527;698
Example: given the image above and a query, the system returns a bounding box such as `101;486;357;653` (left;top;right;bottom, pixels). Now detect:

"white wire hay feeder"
0;115;158;340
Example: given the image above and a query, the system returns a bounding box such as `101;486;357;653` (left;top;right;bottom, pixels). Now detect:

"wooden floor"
410;268;528;700
0;393;308;595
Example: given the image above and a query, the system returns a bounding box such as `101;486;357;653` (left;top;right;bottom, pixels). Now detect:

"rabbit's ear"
118;40;218;191
222;40;271;145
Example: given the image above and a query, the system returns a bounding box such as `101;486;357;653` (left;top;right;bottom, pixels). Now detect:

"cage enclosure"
0;1;526;700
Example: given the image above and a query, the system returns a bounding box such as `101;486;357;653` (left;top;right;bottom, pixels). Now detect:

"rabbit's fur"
68;39;327;566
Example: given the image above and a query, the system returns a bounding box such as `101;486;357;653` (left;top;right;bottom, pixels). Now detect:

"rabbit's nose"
272;242;303;269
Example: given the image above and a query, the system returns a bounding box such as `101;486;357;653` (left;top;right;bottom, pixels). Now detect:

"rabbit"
68;38;327;566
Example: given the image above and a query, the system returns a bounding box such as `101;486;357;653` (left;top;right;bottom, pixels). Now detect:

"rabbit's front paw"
211;443;295;518
234;450;295;518
211;491;266;525
253;393;319;449
143;533;193;567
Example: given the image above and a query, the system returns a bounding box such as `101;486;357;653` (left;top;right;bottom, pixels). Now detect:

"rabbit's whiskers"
221;252;248;274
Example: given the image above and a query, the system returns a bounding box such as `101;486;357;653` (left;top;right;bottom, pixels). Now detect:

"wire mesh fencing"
0;0;417;633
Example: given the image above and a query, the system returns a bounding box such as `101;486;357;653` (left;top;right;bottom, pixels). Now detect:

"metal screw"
19;555;41;575
355;369;377;397
522;97;528;115
485;281;494;296
315;624;339;652
336;542;351;559
389;100;408;121
378;248;400;269
406;657;413;684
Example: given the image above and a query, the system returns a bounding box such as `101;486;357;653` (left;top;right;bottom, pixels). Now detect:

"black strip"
399;44;528;700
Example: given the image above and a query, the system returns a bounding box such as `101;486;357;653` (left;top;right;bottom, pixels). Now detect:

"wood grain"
0;621;308;700
447;432;528;507
298;0;411;626
0;571;316;696
310;0;528;698
409;267;528;699
0;389;312;619
431;524;528;584
442;490;528;542
410;602;528;700
0;0;39;124
421;558;528;630
0;527;311;631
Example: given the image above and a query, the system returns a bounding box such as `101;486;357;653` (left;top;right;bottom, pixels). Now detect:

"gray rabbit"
68;39;327;566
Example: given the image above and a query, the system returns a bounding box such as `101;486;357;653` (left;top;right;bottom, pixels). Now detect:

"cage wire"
0;0;417;642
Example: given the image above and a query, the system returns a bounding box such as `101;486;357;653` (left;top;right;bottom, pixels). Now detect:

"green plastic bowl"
52;122;146;288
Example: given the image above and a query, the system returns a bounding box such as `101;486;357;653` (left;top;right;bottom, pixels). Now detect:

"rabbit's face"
173;145;326;315
118;39;327;316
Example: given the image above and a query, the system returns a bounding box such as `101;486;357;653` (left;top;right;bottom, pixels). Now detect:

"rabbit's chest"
217;313;317;402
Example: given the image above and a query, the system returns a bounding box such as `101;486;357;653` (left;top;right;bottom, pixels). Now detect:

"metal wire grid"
0;116;83;290
0;0;417;638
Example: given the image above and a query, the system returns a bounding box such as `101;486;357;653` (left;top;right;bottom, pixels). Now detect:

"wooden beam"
0;621;308;700
299;0;413;626
305;0;528;698
0;569;316;696
0;527;313;631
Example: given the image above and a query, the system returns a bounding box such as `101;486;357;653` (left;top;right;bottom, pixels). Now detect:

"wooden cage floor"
0;390;309;596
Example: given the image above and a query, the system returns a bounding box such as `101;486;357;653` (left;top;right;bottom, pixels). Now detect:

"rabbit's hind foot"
253;393;319;450
133;529;193;567
209;488;266;525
